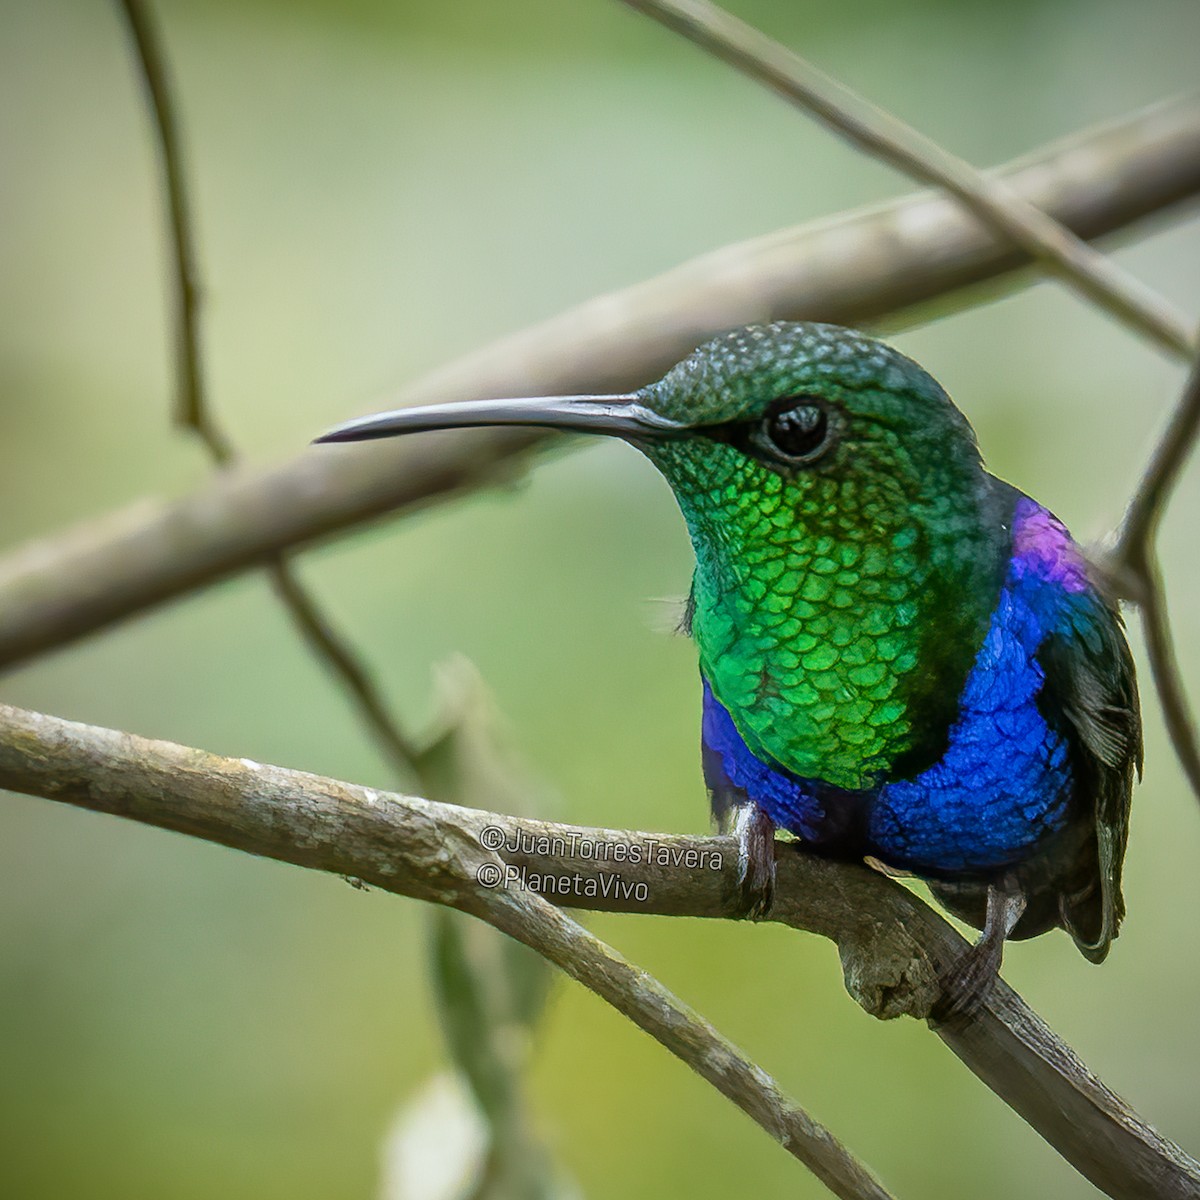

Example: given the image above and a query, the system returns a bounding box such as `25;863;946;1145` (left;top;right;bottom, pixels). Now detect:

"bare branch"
0;703;893;1200
473;891;896;1200
3;96;1199;671
2;701;1197;1200
619;0;1197;359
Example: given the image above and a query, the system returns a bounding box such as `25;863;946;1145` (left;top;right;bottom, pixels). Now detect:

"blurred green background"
3;0;1200;1196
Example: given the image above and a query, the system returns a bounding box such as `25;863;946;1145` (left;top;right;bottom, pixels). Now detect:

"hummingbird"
316;322;1142;1016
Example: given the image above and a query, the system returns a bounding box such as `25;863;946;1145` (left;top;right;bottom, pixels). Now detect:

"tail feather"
1058;816;1128;964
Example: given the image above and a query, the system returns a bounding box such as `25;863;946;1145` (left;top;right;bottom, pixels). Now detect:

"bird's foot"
932;879;1025;1024
734;804;776;919
932;939;1004;1023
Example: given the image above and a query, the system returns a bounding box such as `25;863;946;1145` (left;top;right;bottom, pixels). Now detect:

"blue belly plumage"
702;499;1086;876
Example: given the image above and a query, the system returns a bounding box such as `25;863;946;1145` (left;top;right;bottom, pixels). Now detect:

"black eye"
761;398;830;462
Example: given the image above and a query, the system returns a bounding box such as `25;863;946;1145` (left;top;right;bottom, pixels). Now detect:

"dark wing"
1038;591;1142;962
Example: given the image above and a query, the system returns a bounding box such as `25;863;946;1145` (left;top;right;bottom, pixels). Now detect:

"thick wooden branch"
2;701;1196;1200
0;703;897;1200
1;96;1198;670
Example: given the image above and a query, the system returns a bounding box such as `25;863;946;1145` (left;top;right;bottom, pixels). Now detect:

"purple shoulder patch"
1011;497;1090;594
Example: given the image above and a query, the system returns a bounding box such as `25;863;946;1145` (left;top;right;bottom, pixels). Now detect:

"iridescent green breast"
647;423;1008;792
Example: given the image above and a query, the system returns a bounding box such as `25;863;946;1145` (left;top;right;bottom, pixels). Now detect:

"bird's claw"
931;942;1001;1023
931;878;1025;1024
734;804;776;919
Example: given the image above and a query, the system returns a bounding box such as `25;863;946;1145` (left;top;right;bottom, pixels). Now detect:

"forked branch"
0;703;894;1200
1108;359;1200;797
0;702;1196;1200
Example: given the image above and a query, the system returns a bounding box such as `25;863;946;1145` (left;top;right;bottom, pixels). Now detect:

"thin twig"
116;0;421;780
116;0;234;464
1114;357;1200;562
1136;562;1200;800
265;556;421;772
1102;357;1200;798
618;0;1198;360
475;890;895;1200
1;701;1196;1200
3;95;1198;669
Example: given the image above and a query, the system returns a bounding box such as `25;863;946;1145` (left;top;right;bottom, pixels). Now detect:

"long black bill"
314;394;686;444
